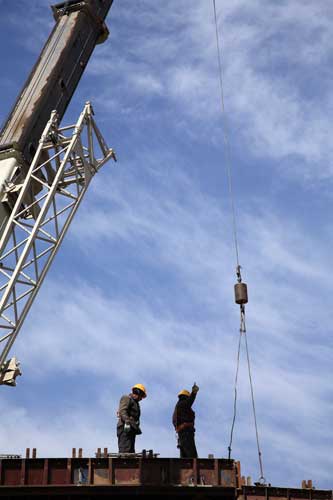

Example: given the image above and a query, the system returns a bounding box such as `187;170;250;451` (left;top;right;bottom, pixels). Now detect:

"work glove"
192;382;199;393
124;423;131;433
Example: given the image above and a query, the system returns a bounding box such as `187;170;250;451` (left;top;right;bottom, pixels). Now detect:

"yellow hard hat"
132;383;147;398
178;389;190;397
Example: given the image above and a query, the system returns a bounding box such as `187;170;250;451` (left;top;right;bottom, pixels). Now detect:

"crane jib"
0;0;114;166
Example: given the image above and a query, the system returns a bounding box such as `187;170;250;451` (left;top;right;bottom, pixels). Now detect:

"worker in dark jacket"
117;383;147;453
172;383;199;458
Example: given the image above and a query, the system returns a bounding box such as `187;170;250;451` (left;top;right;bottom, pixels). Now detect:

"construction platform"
0;451;331;499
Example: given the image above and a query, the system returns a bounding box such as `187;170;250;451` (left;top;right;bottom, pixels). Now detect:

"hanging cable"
212;0;266;483
228;299;247;461
212;0;240;269
227;328;242;460
244;329;265;483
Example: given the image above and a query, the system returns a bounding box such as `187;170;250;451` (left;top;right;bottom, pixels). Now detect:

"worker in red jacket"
117;384;147;453
172;383;199;457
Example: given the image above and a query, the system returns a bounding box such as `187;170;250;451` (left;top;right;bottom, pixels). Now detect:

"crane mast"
0;0;116;385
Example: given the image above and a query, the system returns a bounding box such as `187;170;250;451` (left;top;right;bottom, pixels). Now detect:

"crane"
0;0;116;385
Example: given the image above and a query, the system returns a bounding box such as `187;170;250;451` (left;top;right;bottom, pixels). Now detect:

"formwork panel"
141;458;169;485
113;458;140;485
221;469;236;486
244;486;286;500
0;484;237;498
72;459;89;485
310;493;333;500
243;486;333;500
197;458;217;486
92;459;110;485
94;467;110;485
170;458;195;485
246;495;270;500
26;459;45;485
1;460;21;486
290;489;312;500
0;456;331;500
48;459;70;485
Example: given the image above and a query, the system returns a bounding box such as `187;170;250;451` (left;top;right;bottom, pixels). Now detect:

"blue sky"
0;0;332;490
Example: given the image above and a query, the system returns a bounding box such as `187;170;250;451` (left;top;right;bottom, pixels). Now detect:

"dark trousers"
117;426;136;453
178;429;198;458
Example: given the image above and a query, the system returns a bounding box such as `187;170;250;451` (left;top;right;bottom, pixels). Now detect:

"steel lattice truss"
0;102;115;373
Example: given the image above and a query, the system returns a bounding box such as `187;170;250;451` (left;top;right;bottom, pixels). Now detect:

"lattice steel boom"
0;102;116;384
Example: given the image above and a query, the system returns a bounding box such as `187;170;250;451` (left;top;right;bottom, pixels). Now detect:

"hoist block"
234;283;248;305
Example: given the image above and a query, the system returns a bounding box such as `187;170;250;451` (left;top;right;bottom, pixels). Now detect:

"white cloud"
4;159;329;487
85;0;333;181
0;0;332;491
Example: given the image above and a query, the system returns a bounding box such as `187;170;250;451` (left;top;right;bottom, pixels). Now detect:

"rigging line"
212;3;265;480
228;327;242;459
212;0;240;269
244;328;265;482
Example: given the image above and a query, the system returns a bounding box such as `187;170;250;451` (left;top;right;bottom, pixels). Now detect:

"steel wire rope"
244;329;265;482
212;0;265;482
212;0;240;269
227;328;242;460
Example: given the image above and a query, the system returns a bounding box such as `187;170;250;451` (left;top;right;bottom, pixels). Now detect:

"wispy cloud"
6;155;330;487
0;0;331;491
85;0;333;181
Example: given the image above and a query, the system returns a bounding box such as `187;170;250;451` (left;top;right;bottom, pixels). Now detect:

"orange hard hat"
178;389;190;397
132;383;147;398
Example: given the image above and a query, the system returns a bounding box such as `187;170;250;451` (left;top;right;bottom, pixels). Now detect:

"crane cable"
212;0;266;484
212;0;240;269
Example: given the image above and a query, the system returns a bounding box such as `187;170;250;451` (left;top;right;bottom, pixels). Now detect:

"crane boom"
0;1;116;385
0;0;112;163
0;0;114;237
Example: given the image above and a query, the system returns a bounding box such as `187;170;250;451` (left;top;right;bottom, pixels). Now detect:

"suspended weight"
234;282;248;304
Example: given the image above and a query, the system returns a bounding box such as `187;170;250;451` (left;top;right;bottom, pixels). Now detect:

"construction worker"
117;384;147;453
172;383;199;458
